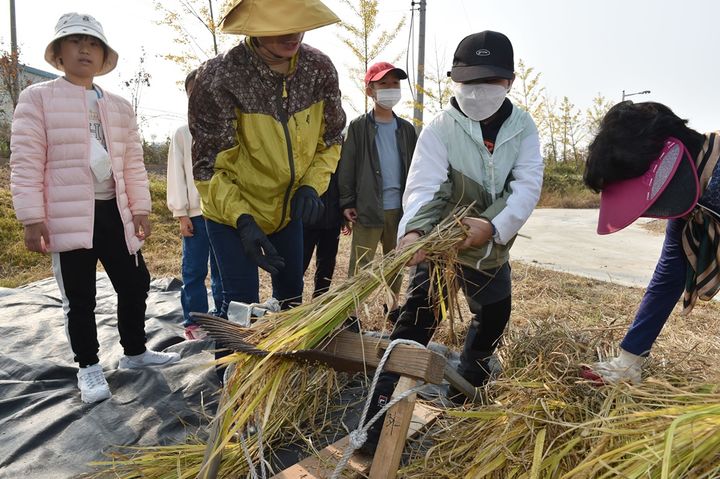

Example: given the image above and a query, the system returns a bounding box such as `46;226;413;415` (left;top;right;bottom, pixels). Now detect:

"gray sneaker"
77;364;112;403
119;349;180;369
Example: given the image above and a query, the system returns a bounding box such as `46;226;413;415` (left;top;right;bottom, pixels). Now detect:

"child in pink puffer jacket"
10;12;179;404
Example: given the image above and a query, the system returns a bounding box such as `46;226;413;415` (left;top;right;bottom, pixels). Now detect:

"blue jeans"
181;215;223;327
205;217;304;314
620;219;687;356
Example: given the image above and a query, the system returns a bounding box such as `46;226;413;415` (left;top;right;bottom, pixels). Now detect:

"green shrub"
539;160;599;208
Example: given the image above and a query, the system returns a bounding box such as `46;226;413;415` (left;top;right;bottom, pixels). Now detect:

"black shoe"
447;384;467;405
382;304;401;325
343;315;361;333
358;425;381;456
357;373;398;456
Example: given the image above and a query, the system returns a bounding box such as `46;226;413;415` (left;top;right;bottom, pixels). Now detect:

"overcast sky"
2;0;719;140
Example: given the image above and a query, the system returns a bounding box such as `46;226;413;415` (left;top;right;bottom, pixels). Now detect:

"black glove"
291;185;324;225
236;214;285;275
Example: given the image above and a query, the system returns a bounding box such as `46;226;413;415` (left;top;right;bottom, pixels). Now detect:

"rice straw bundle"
401;321;720;478
92;207;472;478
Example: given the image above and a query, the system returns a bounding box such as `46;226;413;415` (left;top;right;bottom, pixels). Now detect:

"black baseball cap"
449;31;514;82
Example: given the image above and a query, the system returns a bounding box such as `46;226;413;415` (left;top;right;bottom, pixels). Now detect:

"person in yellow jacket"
189;0;346;315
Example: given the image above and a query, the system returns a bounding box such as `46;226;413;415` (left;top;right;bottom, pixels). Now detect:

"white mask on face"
453;82;508;121
375;88;402;109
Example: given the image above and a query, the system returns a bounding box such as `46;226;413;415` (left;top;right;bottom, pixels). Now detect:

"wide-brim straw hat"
44;12;119;76
220;0;340;36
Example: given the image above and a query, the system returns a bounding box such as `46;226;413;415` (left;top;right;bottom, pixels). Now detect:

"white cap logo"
476;49;491;56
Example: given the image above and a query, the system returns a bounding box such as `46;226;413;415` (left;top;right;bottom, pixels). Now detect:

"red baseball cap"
364;62;408;87
597;138;700;235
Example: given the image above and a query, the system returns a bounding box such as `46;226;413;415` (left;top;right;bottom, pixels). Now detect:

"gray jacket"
337;112;417;227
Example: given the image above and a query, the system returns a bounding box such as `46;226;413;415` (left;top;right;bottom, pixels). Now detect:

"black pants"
365;261;512;446
52;200;150;367
302;224;341;298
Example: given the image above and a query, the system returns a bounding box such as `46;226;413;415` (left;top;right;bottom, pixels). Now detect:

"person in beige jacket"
167;69;223;340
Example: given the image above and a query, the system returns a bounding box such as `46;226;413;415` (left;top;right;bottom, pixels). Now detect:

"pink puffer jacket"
10;77;150;254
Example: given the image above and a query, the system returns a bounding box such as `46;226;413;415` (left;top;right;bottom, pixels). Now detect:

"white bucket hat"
44;12;119;76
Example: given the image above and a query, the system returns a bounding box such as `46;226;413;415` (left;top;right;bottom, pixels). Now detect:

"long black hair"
584;101;705;192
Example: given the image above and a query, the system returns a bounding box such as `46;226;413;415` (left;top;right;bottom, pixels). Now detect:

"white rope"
256;411;267;479
236;426;258;479
330;338;427;479
236;417;268;479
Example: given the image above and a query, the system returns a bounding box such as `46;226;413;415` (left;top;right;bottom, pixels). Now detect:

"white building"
0;64;57;123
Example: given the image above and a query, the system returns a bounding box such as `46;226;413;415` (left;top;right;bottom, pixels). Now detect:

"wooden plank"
320;332;446;384
271;403;439;479
369;377;419;479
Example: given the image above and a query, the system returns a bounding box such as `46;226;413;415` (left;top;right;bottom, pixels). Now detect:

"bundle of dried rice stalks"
92;207;472;478
401;321;720;479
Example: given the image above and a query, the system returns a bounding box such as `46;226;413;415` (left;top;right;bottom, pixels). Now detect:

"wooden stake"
368;376;419;479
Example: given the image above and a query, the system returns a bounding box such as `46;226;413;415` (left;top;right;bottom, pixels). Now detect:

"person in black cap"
357;31;543;456
581;101;718;385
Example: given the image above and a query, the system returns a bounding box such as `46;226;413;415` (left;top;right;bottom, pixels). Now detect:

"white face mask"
453;83;508;121
374;88;402;109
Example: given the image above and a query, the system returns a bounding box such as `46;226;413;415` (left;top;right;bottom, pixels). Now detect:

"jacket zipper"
485;124;522;200
275;78;295;233
97;93;135;258
85;88;96;250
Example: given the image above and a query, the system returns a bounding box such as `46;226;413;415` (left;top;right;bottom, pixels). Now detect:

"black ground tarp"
0;275;221;478
0;275;464;479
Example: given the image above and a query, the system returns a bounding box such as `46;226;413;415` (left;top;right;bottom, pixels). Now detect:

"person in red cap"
581;101;719;384
337;62;418;323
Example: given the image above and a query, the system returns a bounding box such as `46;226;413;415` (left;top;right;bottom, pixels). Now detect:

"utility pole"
621;89;650;102
10;0;17;54
412;0;426;133
9;0;20;106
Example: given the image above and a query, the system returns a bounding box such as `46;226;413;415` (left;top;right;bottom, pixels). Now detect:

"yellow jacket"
189;38;346;233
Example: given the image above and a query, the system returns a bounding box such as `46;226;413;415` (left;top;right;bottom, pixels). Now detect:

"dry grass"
641;219;668;235
394;263;720;478
538;188;599;208
5;161;720;477
93;209;471;478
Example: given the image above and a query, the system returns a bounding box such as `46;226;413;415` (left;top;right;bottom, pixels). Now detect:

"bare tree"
123;49;152;129
586;92;614;139
0;48;25;114
153;0;235;72
510;59;545;127
336;0;407;113
542;94;559;164
557;96;585;164
414;41;452;121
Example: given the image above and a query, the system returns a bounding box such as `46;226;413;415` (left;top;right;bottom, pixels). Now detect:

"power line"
405;1;417;102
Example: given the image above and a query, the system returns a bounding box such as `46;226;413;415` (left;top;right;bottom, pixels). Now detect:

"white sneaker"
77;364;112;403
581;349;643;385
119;349;180;369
